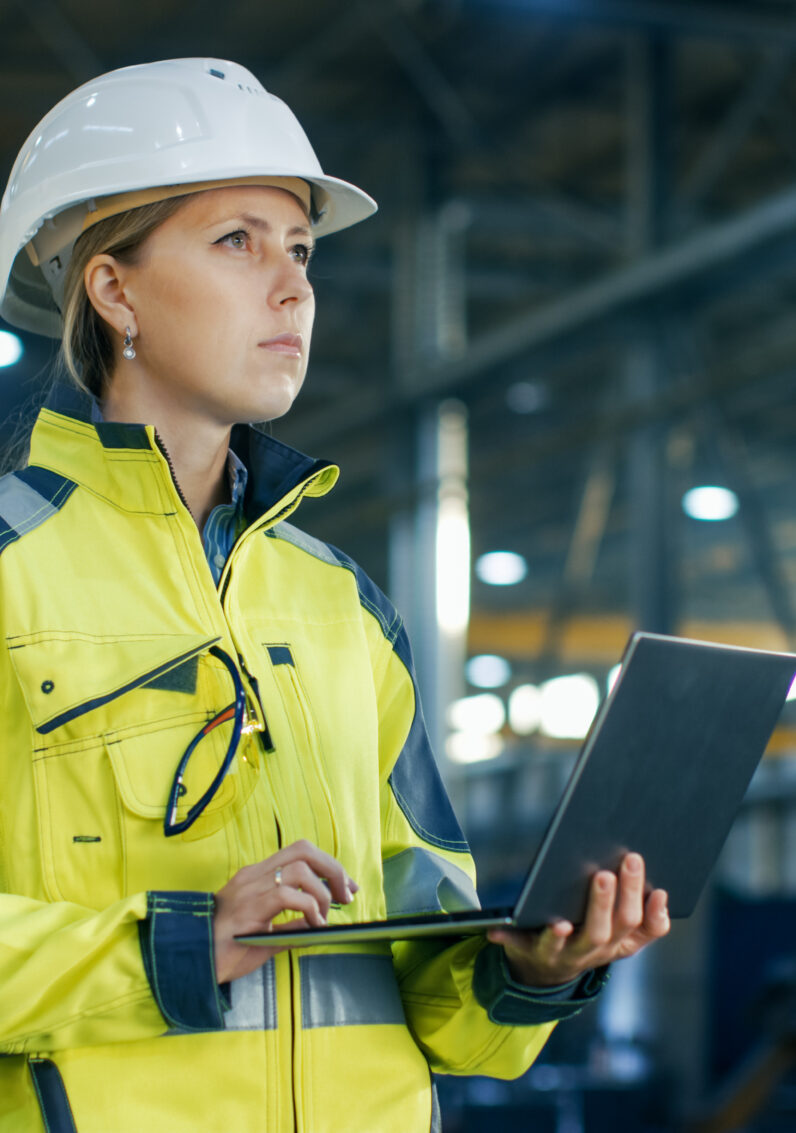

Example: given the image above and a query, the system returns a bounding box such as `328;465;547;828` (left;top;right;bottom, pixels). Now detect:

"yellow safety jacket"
0;383;604;1133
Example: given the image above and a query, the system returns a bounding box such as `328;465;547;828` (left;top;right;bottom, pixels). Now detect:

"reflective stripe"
0;468;76;558
383;847;480;918
430;1079;441;1133
224;961;277;1030
28;1058;78;1133
0;475;57;531
300;953;405;1028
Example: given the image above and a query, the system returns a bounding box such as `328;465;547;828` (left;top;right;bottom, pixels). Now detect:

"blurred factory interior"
3;0;796;1129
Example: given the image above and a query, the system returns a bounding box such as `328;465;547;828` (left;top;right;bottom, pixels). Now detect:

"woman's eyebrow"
210;212;312;238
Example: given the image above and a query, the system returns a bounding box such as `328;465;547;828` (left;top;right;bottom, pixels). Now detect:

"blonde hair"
60;197;186;396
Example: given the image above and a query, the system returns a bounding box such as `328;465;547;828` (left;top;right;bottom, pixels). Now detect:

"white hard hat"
0;57;378;337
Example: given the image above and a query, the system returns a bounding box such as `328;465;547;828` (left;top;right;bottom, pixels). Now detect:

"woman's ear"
83;254;138;339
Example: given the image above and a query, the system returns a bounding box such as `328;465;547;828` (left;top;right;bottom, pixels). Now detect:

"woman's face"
108;185;316;428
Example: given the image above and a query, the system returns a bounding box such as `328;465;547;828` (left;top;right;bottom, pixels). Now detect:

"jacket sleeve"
369;611;606;1078
0;878;225;1053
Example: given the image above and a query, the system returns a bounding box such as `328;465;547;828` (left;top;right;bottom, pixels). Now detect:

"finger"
581;870;617;948
642;888;671;940
279;860;333;919
268;915;310;940
273;884;327;927
614;853;645;936
488;921;573;958
276;840;356;904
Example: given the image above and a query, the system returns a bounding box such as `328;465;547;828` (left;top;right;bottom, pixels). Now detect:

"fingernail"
626;853;642;873
347;877;360;892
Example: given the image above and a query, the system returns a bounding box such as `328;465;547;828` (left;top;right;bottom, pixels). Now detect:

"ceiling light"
475;551;527;586
539;673;600;740
446;732;504;764
508;684;542;734
0;330;23;368
466;654;511;689
447;693;506;734
682;486;739;522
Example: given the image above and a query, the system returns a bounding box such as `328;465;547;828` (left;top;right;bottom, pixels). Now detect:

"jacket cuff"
139;891;227;1032
473;943;610;1024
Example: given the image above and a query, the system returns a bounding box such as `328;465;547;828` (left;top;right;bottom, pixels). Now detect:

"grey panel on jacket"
0;475;57;532
224;961;277;1031
383;847;480;918
299;953;406;1028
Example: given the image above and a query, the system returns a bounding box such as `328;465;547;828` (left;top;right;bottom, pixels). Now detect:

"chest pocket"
9;631;251;907
261;642;339;857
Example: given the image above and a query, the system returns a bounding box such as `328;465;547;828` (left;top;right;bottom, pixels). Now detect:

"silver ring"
274;867;283;888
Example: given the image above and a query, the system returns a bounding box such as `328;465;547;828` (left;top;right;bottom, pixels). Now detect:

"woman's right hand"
213;840;357;984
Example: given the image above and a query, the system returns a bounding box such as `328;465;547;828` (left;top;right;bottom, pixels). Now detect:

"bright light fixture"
539;673;600;740
436;499;470;634
682;486;739;522
0;330;23;368
475;551;528;586
466;654;511;689
446;731;504;764
508;684;542;735
447;693;506;735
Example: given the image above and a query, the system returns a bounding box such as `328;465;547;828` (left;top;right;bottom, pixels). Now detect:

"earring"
122;327;136;360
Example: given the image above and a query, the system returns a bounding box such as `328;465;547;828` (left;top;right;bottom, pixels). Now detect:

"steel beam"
474;0;796;48
415;180;796;393
625;34;677;637
681;48;794;209
705;405;796;648
359;3;478;148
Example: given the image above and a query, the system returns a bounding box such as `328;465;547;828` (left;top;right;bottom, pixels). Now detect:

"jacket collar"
30;379;339;523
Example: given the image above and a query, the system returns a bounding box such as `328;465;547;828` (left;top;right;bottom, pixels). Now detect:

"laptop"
236;632;796;948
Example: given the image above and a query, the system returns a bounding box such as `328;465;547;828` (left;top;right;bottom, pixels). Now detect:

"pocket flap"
8;630;219;733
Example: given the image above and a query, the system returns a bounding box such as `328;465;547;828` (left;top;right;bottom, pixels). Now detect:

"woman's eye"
216;229;249;249
292;243;314;266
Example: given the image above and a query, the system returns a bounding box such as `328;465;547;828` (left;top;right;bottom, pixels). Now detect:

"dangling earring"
122;327;136;360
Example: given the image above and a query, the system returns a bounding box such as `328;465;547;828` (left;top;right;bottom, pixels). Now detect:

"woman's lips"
260;333;302;355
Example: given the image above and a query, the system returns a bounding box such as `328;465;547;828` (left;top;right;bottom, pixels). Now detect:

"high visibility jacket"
0;383;602;1133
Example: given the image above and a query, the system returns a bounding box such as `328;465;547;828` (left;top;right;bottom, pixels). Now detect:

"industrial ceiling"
4;0;796;692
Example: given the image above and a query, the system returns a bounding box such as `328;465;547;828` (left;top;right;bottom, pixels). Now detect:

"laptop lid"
512;632;796;927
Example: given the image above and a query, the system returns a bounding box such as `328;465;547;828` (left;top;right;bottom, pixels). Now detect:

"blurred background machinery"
3;1;796;1128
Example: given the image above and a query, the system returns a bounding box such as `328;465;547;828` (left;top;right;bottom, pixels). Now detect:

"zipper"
216;468;335;601
154;431;193;517
272;817;299;1132
289;953;299;1133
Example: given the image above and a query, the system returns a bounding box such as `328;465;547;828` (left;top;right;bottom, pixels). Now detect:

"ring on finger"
274;867;283;888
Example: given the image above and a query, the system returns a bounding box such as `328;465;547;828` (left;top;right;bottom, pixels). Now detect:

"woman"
0;59;669;1133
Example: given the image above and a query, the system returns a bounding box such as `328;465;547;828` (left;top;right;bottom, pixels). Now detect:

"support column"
625;32;677;636
387;184;470;795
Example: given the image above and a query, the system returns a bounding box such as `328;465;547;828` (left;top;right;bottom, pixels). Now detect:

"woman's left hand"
487;852;670;988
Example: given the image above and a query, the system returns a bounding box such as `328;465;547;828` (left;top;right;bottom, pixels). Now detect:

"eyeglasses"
164;645;264;837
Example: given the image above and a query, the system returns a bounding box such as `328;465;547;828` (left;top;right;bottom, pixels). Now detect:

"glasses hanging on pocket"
164;645;264;837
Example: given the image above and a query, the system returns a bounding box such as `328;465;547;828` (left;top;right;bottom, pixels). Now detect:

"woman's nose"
270;260;313;308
